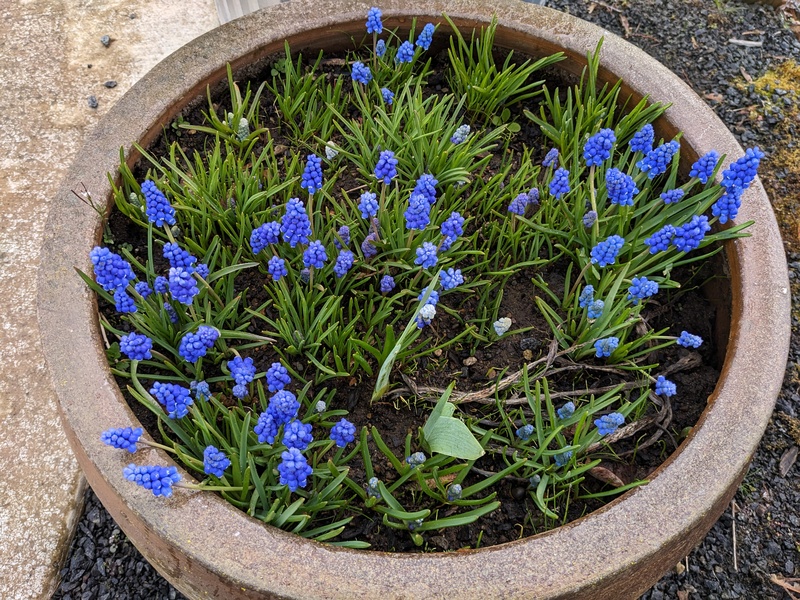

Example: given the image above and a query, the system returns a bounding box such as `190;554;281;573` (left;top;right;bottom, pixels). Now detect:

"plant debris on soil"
54;1;800;598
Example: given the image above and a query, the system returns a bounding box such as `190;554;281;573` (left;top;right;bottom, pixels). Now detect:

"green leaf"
422;385;484;461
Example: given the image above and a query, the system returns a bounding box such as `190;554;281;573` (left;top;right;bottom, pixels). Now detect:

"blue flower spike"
595;413;625;436
124;464;181;497
583;128;616;166
203;445;231;478
366;7;383;34
374;150;398;184
300;154;323;194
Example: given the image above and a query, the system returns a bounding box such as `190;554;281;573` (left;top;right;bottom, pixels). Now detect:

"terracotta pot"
39;0;790;598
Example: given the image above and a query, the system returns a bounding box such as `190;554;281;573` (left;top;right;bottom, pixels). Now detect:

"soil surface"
53;1;800;598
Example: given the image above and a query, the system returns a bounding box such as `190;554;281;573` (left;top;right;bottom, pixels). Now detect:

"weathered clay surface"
0;2;217;598
38;1;790;599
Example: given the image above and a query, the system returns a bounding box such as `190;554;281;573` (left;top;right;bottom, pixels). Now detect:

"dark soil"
53;1;800;599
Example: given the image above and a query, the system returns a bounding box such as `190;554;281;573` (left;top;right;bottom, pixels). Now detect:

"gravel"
53;1;800;598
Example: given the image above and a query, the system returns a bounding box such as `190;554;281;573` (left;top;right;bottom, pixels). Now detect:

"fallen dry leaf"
704;92;724;103
619;14;631;37
740;65;753;82
588;465;625;488
779;445;798;477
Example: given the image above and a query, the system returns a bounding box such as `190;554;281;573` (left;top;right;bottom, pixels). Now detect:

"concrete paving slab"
0;2;218;598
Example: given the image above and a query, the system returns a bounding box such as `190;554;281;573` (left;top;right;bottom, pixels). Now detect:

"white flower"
420;303;436;321
315;400;327;413
325;143;339;160
493;317;512;336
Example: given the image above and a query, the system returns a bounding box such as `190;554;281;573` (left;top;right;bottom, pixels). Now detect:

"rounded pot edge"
38;0;791;599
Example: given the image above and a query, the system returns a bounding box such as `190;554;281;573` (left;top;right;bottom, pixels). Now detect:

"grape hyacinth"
660;189;685;204
203;446;231;478
655;376;677;397
375;39;386;57
595;412;625;436
441;211;464;238
278;448;313;492
168;267;199;305
380;275;395;293
405;193;431;230
268;389;301;425
303;240;328;269
114;289;137;314
516;424;534;442
123;464;181;497
528;188;540;205
415;242;439;269
590;235;625;268
228;356;256;390
441;268;464;290
381;87;394;105
542;147;559;168
672;215;711;252
268;256;288;281
416;303;436;329
374;150;398;184
677;331;703;348
583;128;616;166
134;281;152;299
250;221;281;254
162;242;197;270
689;150;720;184
711;186;742;224
447;484;463;501
361;233;379;258
333;250;355;278
406;452;427;468
583;210;598;228
90;247;136;291
415;23;435;50
192;380;211;402
266;362;291;392
351;61;373;85
119;332;153;361
554;451;572;468
636;140;680;179
720;147;764;190
141;179;176;227
300;154;323;194
587;299;604;319
395;41;415;63
594;336;620;358
606;168;639;206
150;382;193;419
163;302;178;324
629;123;654;154
281;198;312;247
419;286;439;304
627;276;659;304
413;173;438;205
557;402;575;420
578;285;595;308
178;325;219;362
508;193;529;216
366;7;382;34
334;225;350;249
644;224;676;254
254;411;278;444
101;427;143;452
330;418;356;447
282;420;314;451
451;124;470;144
154;276;168;294
549;167;570;199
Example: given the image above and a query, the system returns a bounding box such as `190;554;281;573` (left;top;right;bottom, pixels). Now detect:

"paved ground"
0;2;218;598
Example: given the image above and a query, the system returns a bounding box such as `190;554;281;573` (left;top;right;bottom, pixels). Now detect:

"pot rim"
38;0;790;598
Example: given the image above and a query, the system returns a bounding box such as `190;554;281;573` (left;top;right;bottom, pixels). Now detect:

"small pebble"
104;80;118;88
463;356;477;367
100;35;111;47
88;96;98;109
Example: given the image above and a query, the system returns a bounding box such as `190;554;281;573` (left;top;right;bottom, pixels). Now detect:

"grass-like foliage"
82;8;763;549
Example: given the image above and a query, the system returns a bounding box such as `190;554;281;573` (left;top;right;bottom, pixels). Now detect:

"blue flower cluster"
441;211;464;238
595;412;624;436
554;451;572;467
334;250;355;277
361;232;379;258
114;289;136;314
330;418;356;447
557;402;575;420
374;150;398;184
101;427;143;452
676;331;703;348
123;464;181;497
396;41;415;63
689;150;720;184
542;147;559;168
268;256;288;281
720;147;764;190
590;235;624;267
281;198;312;247
168;267;199;305
351;61;372;85
406;451;427;468
606;168;639;206
644;224;677;254
654;376;677;397
381;87;394;105
416;23;435;50
303;240;328;269
515;424;534;442
278;448;313;492
163;242;197;270
203;445;231;477
405;193;431;230
594;336;619;358
441;268;464;290
636;140;680;179
119;332;153;360
451;124;470;144
582;210;598;228
375;39;386;57
300;154;323;194
627;276;659;305
415;242;438;269
334;225;350;249
358;192;379;218
587;299;604;319
629;124;654;154
413;173;438;205
578;285;595;308
90;247;136;291
583;128;616;166
283;420;314;450
228;356;256;398
366;7;382;34
549;167;570;199
672;215;711;252
660;189;684;204
268;389;301;425
141;180;176;227
150;381;193;419
711;187;742;224
266;362;291;392
192;380;211;401
134;281;152;298
178;325;218;362
250;221;281;254
508;193;530;216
